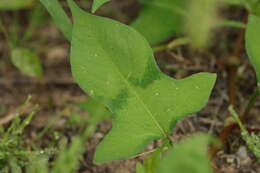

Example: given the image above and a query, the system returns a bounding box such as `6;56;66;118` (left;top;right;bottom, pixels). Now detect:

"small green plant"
41;0;217;172
0;96;49;172
67;1;216;163
0;95;101;173
229;105;260;160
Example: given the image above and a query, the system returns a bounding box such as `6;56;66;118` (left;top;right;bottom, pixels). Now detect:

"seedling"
229;105;260;160
0;96;52;172
41;0;216;172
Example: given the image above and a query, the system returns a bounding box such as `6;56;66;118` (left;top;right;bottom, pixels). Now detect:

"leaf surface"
68;0;216;163
92;0;110;13
246;15;260;85
79;99;111;125
131;0;186;45
158;134;213;173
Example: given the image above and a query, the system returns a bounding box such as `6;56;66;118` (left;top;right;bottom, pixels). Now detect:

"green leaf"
185;0;218;48
136;162;145;173
40;0;72;40
11;48;43;78
158;134;213;173
68;0;216;163
92;0;110;13
0;0;34;11
131;0;187;45
246;15;260;85
79;98;111;125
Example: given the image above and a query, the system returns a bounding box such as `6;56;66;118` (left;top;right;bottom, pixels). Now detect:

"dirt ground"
1;0;260;172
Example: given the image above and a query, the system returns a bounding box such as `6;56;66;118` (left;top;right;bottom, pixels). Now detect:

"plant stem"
129;148;158;160
228;105;245;131
211;13;248;157
129;137;172;159
152;45;167;52
152;37;190;52
0;16;13;50
241;86;260;121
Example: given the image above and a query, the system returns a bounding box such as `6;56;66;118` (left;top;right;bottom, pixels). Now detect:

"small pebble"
237;146;251;165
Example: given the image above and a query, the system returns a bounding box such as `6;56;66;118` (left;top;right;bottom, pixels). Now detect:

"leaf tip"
91;0;110;13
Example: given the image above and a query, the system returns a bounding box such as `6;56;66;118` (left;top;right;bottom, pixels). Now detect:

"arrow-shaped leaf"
68;0;216;163
246;15;260;85
131;0;187;45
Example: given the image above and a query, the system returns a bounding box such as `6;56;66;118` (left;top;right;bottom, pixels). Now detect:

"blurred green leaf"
92;0;110;13
136;162;145;173
68;0;216;163
143;150;161;173
11;48;43;77
185;0;218;48
158;134;213;173
0;0;34;11
131;0;187;45
246;15;260;85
